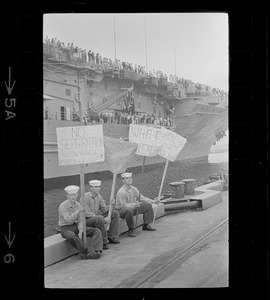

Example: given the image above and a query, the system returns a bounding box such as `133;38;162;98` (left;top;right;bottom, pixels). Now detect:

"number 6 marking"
4;254;15;263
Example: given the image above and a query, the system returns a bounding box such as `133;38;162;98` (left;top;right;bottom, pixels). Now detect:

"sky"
43;13;228;91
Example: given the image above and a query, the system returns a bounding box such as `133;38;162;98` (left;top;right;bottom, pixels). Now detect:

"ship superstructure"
43;43;228;182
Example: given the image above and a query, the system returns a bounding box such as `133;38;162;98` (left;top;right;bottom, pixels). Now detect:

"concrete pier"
45;190;228;288
44;203;165;267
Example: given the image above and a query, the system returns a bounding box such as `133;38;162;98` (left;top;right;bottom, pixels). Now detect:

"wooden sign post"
141;156;146;173
135;193;140;227
80;164;87;245
106;172;117;231
152;159;169;227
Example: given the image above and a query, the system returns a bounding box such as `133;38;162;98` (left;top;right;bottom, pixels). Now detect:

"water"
209;130;228;163
208;151;228;163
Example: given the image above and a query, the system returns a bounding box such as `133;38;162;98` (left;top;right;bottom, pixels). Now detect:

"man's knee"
111;210;119;219
124;207;133;217
95;215;105;225
62;230;76;240
145;202;153;211
91;227;102;238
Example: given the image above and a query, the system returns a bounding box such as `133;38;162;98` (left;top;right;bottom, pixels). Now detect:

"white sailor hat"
121;172;132;178
89;180;101;187
64;185;79;194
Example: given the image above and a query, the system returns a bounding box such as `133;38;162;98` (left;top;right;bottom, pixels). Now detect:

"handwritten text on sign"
56;125;105;166
129;124;186;161
158;127;187;161
129;125;163;156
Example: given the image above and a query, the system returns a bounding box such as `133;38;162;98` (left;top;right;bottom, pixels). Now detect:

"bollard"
169;181;185;199
181;179;196;195
209;174;220;181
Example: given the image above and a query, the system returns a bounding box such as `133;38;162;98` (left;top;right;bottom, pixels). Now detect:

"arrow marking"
4;67;16;95
4;222;16;248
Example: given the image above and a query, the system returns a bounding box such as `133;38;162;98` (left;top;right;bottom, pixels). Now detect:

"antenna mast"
144;14;148;74
173;17;177;76
114;14;117;60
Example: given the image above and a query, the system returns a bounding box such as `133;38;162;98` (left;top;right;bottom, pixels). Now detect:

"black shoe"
142;224;156;231
108;237;120;244
86;252;101;259
128;229;136;237
79;253;87;260
103;243;109;250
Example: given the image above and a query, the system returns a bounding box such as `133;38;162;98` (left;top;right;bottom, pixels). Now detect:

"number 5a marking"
4;254;15;263
5;98;16;108
5;111;16;120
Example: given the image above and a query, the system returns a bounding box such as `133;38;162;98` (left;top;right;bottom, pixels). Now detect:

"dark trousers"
60;223;103;255
118;202;154;229
86;210;119;244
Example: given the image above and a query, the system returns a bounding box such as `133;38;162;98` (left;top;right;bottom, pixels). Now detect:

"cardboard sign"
129;124;163;157
129;124;186;161
104;136;138;174
158;127;187;161
56;125;104;166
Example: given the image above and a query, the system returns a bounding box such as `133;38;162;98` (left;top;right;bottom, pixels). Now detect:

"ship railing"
44;110;58;121
165;82;175;92
149;76;159;86
44;43;96;67
44;111;83;122
44;44;168;86
44;109;174;127
158;77;169;86
44;44;121;74
44;44;215;99
120;70;139;80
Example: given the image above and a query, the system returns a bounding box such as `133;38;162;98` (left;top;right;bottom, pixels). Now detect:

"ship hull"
44;151;209;190
44;108;227;188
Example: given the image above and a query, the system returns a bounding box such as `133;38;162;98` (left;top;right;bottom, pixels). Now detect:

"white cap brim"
64;185;79;194
89;180;101;187
121;172;132;178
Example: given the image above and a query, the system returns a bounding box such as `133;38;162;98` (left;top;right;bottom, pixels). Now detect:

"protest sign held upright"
129;124;163;157
56;124;105;244
56;124;105;166
129;124;187;227
153;128;187;226
104;136;138;230
158;126;187;161
129;124;186;161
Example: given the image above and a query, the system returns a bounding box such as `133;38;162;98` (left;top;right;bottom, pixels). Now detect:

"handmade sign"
103;136;138;230
104;136;138;174
158;127;187;161
129;124;187;227
129;124;186;161
56;124;104;166
56;124;105;244
129;124;163;157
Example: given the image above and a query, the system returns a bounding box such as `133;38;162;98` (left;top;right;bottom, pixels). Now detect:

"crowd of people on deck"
98;112;172;126
44;105;172;127
78;108;172;127
44;35;228;98
44;35;227;123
